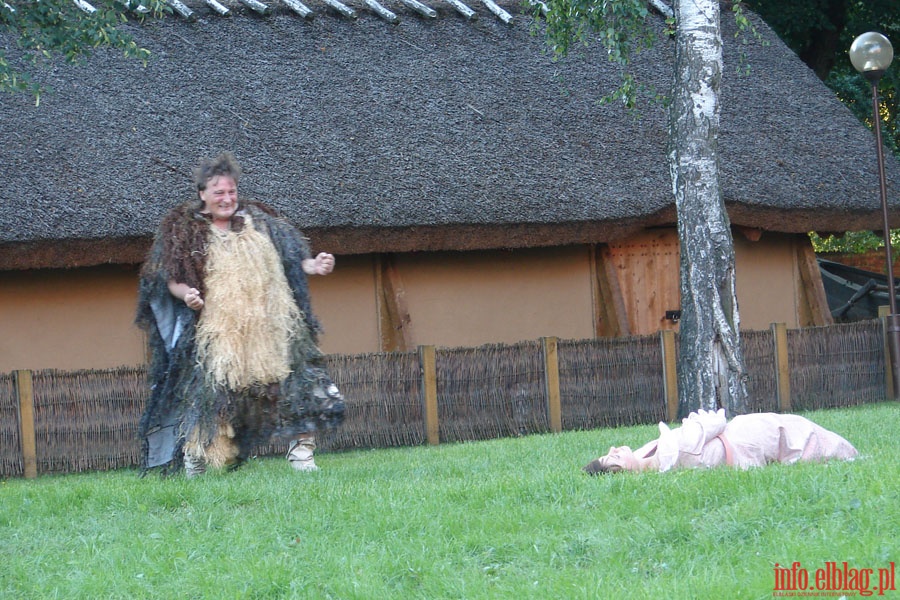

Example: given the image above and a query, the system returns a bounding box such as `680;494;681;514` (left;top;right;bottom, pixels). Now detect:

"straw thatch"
2;1;899;270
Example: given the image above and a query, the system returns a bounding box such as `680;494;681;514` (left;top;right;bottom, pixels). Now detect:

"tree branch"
648;0;673;19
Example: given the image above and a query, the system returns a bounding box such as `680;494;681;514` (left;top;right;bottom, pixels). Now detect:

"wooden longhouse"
2;0;900;372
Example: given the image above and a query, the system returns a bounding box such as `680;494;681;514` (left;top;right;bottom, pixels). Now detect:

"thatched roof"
1;0;898;269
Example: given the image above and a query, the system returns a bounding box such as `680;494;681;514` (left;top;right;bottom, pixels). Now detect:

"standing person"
136;152;345;477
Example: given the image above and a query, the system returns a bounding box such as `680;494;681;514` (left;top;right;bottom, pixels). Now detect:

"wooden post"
771;322;791;412
15;370;37;479
880;305;894;400
376;254;414;352
419;345;439;445
796;241;834;326
660;330;678;421
541;337;562;433
590;245;630;338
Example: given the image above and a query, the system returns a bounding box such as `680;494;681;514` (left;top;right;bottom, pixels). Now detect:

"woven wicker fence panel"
788;320;885;411
318;351;425;451
558;336;666;429
435;341;548;444
0;373;22;477
255;351;425;456
31;368;145;474
2;321;891;477
741;329;778;413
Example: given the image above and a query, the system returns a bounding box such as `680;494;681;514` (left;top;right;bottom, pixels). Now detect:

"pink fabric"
717;413;858;469
648;411;857;471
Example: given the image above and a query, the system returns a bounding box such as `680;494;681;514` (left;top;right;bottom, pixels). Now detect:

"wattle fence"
0;320;889;478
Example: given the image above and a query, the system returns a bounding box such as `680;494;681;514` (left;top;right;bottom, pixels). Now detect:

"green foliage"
533;0;759;109
0;0;165;101
537;0;652;60
1;404;896;598
829;68;899;155
810;230;900;259
745;1;900;250
744;0;900;155
741;0;845;51
730;1;770;76
533;0;659;108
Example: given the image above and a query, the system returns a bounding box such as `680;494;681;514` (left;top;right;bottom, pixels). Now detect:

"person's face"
598;446;640;472
199;175;238;222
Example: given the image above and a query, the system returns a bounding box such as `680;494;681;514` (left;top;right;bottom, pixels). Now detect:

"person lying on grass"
583;409;858;475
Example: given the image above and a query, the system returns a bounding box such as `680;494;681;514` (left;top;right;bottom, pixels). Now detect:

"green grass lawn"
2;404;898;599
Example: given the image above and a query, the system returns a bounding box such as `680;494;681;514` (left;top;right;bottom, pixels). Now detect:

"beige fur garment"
195;214;304;391
183;419;239;468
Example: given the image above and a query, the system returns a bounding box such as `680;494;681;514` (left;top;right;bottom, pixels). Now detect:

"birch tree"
541;0;749;415
668;0;747;416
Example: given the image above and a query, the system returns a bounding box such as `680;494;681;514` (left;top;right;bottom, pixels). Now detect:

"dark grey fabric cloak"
136;201;344;474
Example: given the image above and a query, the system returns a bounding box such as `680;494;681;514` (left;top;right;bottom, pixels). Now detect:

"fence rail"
0;320;890;478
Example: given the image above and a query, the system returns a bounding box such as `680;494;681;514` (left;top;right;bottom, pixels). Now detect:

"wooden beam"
444;0;477;19
480;0;512;23
398;0;436;18
280;0;314;19
419;345;439;445
880;305;894;400
591;244;630;338
771;322;791;412
237;0;271;14
796;240;833;326
660;330;678;421
364;0;398;22
375;254;414;351
374;255;394;351
320;0;357;18
736;226;762;242
541;337;562;433
15;370;37;479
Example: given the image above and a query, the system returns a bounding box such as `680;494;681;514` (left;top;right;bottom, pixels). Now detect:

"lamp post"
849;32;899;399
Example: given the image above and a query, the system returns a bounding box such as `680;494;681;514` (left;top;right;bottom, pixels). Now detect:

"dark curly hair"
193;151;242;192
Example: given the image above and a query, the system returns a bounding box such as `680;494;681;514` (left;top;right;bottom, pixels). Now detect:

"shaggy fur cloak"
136;201;344;474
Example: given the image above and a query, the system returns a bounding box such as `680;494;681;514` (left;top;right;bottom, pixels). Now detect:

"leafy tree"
744;0;900;155
1;0;164;101
810;230;900;272
745;0;899;262
538;0;749;416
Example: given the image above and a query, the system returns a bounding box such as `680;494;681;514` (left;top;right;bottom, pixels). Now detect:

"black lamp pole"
850;32;899;399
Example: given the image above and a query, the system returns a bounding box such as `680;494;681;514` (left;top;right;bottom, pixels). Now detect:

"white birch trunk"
668;0;748;415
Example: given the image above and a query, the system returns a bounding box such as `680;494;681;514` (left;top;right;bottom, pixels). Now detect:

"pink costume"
635;409;858;472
